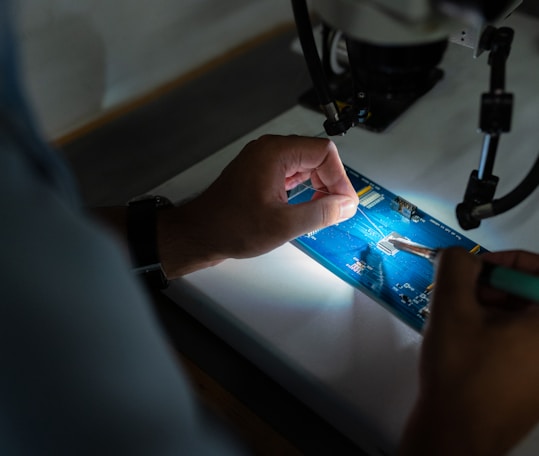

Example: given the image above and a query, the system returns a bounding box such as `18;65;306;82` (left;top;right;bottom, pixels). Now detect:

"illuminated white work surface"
153;12;539;455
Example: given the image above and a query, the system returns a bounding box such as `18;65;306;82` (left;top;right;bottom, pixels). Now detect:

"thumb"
284;194;358;238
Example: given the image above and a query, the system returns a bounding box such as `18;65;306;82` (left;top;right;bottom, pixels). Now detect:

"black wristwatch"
127;195;173;289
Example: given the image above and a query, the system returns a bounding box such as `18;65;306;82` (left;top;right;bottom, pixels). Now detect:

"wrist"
156;201;225;278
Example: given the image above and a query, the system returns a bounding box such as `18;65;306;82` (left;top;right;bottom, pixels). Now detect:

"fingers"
482;250;539;275
479;250;539;309
254;134;359;234
276;135;359;231
430;249;539;326
278;194;358;239
430;248;484;326
260;134;358;201
192;134;359;260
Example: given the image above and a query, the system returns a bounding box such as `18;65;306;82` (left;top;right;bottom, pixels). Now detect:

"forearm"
91;204;222;279
91;135;360;279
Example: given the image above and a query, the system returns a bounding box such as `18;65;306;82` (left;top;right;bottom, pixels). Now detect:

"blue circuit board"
288;165;487;332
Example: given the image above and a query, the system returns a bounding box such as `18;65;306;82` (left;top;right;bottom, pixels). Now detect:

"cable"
291;0;353;136
471;152;539;220
291;0;333;106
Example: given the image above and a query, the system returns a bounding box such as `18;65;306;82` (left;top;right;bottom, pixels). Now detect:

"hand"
158;135;358;277
400;248;539;456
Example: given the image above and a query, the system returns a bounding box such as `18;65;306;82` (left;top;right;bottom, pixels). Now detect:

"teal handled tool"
389;238;539;302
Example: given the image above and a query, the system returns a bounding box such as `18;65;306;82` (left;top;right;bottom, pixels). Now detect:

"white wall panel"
14;0;292;138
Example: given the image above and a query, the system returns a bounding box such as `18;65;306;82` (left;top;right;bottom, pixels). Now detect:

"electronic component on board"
377;232;405;256
358;185;384;208
390;196;417;219
419;306;431;318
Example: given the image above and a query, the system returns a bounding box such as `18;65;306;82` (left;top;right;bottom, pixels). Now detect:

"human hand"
158;135;358;277
400;248;539;456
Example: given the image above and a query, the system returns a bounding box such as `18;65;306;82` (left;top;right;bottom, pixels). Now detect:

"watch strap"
127;196;171;289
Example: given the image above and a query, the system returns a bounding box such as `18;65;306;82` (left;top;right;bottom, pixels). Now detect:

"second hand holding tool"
388;238;539;302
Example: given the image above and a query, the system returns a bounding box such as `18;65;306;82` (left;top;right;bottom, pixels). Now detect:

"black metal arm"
456;26;516;229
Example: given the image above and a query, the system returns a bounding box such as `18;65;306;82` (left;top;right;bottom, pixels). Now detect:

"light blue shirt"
0;2;241;454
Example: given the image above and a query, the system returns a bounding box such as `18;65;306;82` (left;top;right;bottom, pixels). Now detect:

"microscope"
291;0;539;230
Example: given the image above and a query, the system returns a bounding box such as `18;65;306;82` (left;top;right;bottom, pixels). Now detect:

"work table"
152;11;539;455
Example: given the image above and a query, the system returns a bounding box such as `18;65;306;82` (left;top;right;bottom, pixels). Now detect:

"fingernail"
338;197;358;222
